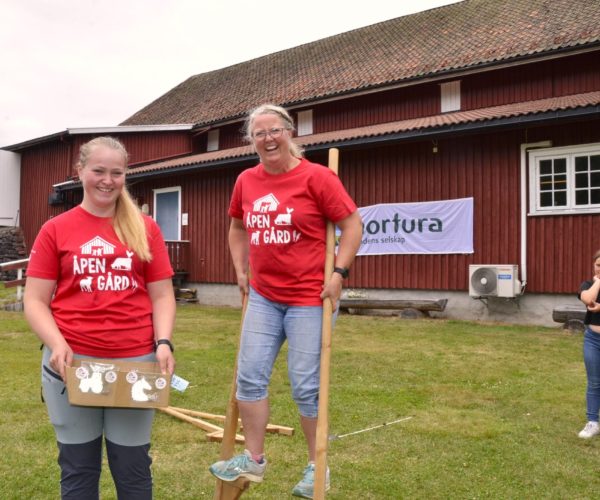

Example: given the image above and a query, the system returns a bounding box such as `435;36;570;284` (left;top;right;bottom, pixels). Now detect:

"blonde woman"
209;105;363;498
24;136;175;499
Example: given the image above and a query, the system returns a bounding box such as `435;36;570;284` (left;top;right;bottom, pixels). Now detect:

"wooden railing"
165;240;190;274
0;257;29;301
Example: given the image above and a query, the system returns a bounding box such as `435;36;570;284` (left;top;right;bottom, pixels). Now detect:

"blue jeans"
583;328;600;422
236;287;334;418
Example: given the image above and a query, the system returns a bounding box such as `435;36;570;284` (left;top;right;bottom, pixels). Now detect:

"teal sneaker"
209;449;266;482
292;463;330;498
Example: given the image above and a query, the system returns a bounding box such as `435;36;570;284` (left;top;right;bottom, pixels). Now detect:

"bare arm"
148;278;176;375
24;277;72;380
229;217;250;300
320;210;363;309
581;276;600;309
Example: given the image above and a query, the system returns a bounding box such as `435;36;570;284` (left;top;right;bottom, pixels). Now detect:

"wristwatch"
333;267;349;279
155;339;174;352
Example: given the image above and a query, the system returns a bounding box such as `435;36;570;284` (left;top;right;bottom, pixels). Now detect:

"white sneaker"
578;421;600;439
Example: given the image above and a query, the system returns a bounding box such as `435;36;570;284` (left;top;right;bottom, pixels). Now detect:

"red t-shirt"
229;158;357;305
27;206;174;357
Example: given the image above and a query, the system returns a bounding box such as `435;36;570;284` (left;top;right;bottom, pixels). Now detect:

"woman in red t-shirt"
24;136;175;499
209;104;363;498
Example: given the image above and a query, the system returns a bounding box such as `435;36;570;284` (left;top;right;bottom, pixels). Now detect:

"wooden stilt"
314;148;339;499
214;293;251;500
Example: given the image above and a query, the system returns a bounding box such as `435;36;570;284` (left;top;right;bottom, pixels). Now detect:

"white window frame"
207;129;219;152
153;186;182;240
440;81;461;113
296;109;313;136
528;142;600;216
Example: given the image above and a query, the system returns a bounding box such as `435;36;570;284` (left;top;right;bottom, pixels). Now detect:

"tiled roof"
126;90;600;178
121;0;600;128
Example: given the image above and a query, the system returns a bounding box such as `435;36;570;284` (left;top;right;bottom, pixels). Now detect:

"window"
440;81;461;113
207;129;219;152
153;187;181;240
529;143;600;215
297;109;313;136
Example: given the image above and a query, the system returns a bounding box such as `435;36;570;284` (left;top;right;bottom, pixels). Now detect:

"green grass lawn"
1;305;600;499
0;282;19;307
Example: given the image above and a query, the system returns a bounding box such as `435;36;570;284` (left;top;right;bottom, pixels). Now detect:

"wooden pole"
167;406;294;436
314;148;339;499
214;293;251;500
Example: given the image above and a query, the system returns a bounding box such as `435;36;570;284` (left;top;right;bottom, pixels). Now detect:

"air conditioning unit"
469;265;521;298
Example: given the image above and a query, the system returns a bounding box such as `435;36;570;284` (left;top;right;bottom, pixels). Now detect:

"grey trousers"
41;347;155;499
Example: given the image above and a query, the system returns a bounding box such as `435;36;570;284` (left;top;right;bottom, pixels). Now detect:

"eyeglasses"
252;127;286;140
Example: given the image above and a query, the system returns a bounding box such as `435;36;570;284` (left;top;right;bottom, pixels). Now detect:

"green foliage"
1;307;600;499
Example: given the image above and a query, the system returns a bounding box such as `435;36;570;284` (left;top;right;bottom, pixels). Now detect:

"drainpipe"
520;140;552;292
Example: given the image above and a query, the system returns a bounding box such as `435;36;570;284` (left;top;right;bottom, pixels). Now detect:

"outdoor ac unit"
469;265;521;298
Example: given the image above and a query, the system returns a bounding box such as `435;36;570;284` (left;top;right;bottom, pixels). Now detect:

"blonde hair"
78;136;152;262
243;103;304;158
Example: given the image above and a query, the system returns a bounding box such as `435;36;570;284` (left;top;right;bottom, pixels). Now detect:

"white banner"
354;197;474;255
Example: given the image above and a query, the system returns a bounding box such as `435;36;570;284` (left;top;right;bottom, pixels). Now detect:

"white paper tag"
171;374;189;392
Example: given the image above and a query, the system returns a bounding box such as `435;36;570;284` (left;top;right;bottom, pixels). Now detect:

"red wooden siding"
19;141;74;248
314;85;439;132
218;123;247;151
463;52;600;110
328;133;520;291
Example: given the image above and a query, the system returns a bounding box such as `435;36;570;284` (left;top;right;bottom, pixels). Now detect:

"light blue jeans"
583;328;600;422
236;287;335;418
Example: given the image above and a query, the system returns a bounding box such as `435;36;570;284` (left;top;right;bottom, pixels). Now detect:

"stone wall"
0;227;27;280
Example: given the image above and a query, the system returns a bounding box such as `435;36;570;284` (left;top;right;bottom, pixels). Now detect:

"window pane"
555;174;567;186
554;158;566;173
539;176;552;191
576;172;589;188
575;156;589;172
591;155;600;171
540;192;552;207
540;159;552;175
554;191;567;206
592;172;600;187
592;189;600;205
576;190;589;205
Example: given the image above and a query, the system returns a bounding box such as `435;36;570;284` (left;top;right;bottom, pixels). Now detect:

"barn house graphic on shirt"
73;236;138;292
246;193;301;246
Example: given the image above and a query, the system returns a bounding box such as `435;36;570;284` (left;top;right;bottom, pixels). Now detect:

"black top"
579;280;600;326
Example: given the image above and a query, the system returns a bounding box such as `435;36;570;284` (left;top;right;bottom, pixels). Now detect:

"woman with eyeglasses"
209;103;363;498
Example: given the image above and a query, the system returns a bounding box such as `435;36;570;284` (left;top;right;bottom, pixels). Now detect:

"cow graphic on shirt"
73;236;138;293
111;251;134;271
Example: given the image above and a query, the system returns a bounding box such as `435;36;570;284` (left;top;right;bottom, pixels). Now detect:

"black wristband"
333;267;349;279
155;339;174;352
